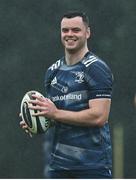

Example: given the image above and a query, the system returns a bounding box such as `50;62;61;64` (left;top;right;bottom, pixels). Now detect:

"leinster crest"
73;71;85;83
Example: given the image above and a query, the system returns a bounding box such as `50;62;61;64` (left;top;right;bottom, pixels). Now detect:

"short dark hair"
62;11;90;27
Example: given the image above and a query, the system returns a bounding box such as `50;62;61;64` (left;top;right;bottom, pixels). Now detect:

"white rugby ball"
20;90;51;134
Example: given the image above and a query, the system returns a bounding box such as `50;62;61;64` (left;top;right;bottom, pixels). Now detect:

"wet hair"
62;11;90;27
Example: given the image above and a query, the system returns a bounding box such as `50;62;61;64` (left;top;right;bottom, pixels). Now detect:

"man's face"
61;17;90;52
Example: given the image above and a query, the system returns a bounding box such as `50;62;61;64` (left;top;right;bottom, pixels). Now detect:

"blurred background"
0;0;136;178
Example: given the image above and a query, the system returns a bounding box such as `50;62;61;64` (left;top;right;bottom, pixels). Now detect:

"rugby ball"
20;90;51;134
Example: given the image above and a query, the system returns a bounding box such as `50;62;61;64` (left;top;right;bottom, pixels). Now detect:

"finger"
29;132;33;138
25;129;33;138
20;121;28;129
19;119;32;137
28;99;45;107
25;129;29;133
31;94;45;102
21;124;28;129
31;95;50;105
28;105;47;111
32;110;49;116
20;120;25;126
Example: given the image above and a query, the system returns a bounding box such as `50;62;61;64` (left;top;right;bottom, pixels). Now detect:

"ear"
86;27;91;39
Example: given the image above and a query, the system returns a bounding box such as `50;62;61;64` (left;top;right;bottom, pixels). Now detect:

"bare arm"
29;95;111;127
53;98;111;127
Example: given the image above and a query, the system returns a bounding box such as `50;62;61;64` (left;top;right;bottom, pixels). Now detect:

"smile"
65;37;77;41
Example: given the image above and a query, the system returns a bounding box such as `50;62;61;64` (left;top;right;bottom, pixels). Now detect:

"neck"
65;46;89;65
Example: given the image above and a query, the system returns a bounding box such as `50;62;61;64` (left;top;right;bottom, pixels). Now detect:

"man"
20;11;113;178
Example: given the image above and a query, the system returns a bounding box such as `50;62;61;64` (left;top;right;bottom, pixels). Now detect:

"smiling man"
20;11;113;178
61;14;90;56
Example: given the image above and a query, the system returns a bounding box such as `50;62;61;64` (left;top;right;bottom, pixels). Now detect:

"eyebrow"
61;27;81;31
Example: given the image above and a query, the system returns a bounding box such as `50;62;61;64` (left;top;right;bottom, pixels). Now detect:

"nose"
66;30;74;36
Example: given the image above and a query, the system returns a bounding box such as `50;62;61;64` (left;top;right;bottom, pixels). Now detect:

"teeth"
66;39;76;41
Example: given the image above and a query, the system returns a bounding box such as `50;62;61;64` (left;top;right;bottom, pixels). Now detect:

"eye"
62;28;69;33
72;28;81;33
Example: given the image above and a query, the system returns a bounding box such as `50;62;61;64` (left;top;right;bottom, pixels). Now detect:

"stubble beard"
65;41;86;55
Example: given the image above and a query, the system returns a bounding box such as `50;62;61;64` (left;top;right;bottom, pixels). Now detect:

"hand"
19;113;33;137
28;94;57;119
